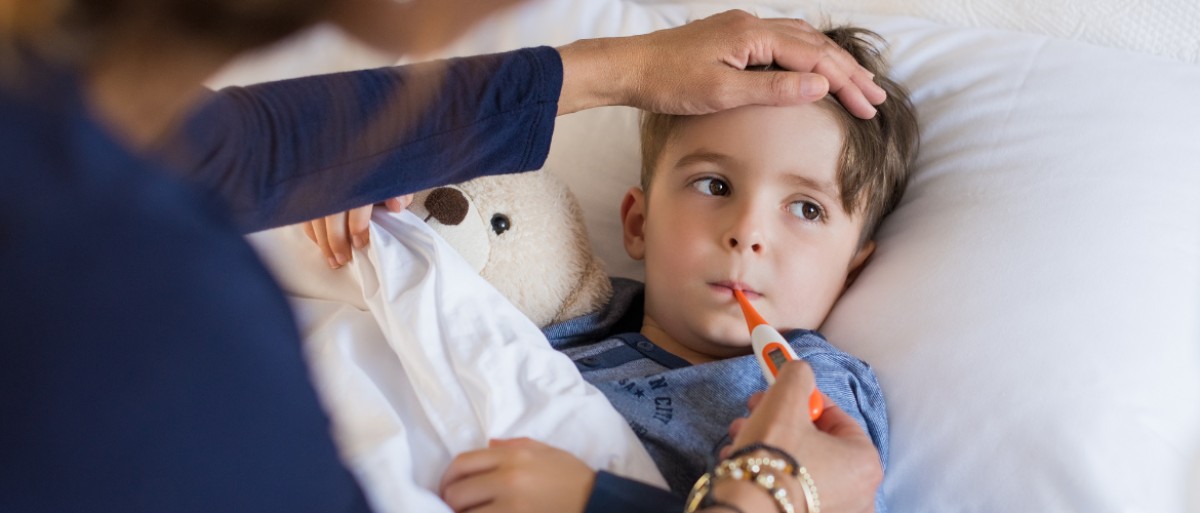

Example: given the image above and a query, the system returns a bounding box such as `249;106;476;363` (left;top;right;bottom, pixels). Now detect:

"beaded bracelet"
726;443;800;476
795;466;821;513
714;455;796;513
685;446;820;513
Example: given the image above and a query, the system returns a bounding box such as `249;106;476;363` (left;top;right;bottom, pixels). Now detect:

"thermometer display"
733;289;824;421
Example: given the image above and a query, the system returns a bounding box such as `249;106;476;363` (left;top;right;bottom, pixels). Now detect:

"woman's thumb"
737;70;830;106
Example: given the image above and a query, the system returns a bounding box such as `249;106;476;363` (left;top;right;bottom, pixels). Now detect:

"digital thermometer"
733;289;824;421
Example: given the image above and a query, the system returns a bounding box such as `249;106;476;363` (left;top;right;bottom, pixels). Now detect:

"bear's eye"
490;214;511;235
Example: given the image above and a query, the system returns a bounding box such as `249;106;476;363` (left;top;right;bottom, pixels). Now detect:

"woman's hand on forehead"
558;10;886;119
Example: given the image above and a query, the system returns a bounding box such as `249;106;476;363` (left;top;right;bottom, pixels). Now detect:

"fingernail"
801;76;827;98
352;236;365;249
327;257;340;269
335;253;348;265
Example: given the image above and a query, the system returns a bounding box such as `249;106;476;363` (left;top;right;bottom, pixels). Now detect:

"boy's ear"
620;187;647;261
845;240;876;289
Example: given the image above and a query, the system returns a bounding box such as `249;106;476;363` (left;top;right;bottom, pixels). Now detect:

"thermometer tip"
732;288;768;333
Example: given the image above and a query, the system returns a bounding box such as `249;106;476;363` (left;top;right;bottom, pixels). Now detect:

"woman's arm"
170;47;561;234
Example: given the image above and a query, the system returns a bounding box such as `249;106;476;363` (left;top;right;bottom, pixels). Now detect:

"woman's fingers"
301;196;416;269
302;221;318;244
746;391;766;412
323;214;353;266
347;205;373;249
557;9;886;117
310;218;340;269
814;394;874;443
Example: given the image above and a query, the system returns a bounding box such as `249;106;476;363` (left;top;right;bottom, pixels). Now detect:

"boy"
438;26;918;513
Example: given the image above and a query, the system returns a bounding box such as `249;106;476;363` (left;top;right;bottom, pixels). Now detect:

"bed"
217;0;1200;511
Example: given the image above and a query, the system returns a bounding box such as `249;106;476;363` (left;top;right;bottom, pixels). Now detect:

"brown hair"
1;0;325;63
638;26;919;246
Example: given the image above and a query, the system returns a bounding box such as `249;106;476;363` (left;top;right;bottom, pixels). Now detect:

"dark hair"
639;26;919;246
2;0;326;62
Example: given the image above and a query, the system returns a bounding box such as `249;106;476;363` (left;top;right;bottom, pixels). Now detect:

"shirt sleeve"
804;341;891;513
584;471;684;513
168;47;562;233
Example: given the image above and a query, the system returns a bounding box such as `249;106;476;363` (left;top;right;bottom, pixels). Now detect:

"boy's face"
622;103;874;362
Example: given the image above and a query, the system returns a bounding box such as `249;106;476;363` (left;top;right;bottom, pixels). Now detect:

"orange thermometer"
733;289;824;421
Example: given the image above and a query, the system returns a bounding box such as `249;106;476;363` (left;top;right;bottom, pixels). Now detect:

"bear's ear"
409;185;491;272
553;250;613;324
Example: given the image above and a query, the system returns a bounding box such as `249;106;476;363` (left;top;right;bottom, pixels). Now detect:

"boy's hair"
638;26;919;246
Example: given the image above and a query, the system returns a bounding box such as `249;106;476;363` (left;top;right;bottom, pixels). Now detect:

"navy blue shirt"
1;47;559;513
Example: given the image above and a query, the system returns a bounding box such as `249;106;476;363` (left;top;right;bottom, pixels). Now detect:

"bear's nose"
424;187;469;225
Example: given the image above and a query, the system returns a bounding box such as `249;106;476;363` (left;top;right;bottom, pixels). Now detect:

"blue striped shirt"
546;278;889;512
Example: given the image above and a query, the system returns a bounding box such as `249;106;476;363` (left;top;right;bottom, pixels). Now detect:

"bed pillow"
416;1;1200;511
642;0;1200;64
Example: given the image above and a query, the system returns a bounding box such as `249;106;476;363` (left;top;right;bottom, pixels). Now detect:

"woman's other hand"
721;362;883;513
301;195;413;269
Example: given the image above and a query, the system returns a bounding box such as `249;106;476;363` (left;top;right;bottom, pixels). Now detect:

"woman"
1;0;884;511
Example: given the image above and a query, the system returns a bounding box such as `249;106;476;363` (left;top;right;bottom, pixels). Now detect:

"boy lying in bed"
432;26;919;513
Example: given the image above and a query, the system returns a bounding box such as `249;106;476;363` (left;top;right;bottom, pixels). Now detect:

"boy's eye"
691;177;730;196
788;200;824;221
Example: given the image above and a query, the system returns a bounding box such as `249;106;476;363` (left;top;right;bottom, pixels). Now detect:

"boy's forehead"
667;102;843;147
659;104;844;170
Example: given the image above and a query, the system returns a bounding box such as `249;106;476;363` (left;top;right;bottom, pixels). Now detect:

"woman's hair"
639;26;920;246
1;0;327;63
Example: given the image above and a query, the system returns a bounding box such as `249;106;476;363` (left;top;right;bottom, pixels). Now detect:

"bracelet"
685;471;713;513
685;452;820;513
726;443;800;476
687;457;794;513
714;457;796;513
715;455;796;481
795;466;821;513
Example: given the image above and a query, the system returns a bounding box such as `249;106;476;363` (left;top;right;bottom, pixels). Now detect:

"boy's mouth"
710;280;761;299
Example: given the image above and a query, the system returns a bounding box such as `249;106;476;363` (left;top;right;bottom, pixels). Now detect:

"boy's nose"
727;235;764;253
725;220;765;253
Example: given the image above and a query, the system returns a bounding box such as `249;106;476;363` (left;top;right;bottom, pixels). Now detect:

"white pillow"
820;14;1200;512
216;1;1200;510
639;0;1200;65
423;1;1200;511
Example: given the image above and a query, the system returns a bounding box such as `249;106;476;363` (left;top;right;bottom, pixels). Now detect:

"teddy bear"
406;170;613;328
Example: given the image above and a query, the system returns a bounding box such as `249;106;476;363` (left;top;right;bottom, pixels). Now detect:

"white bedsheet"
247;211;665;513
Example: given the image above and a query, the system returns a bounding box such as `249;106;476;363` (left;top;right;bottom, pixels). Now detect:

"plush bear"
407;171;613;328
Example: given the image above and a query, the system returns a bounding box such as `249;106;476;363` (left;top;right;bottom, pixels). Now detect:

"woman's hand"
301;195;413;269
439;438;596;513
558;9;887;119
720;362;883;513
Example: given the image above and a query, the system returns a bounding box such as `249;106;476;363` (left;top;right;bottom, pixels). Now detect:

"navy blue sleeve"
2;72;376;512
584;471;683;513
169;47;561;233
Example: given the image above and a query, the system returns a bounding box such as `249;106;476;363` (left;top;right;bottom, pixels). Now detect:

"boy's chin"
697;333;754;359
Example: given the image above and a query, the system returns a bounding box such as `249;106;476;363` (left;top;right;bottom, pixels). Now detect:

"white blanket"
248;211;666;513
